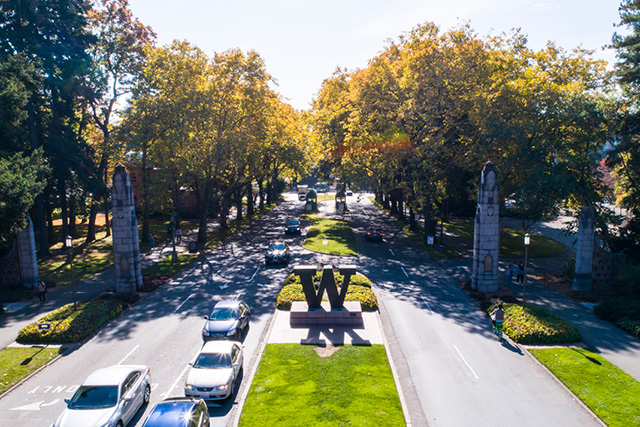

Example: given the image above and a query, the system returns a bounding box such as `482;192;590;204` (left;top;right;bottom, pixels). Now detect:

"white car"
185;341;243;401
52;365;151;427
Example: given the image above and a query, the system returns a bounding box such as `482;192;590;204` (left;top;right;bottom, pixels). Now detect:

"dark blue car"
142;397;210;427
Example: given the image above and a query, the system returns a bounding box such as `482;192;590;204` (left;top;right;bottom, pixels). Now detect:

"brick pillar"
112;164;142;292
472;161;500;292
573;206;594;292
17;215;39;289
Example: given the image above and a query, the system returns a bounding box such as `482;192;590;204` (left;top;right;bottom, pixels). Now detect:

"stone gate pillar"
17;215;39;289
573;206;595;292
472;161;500;292
112;164;142;292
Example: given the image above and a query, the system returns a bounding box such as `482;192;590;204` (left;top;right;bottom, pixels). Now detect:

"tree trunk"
69;194;76;238
27;98;50;255
46;190;55;246
104;167;111;237
219;197;228;233
236;188;243;222
59;178;69;245
409;206;416;231
85;200;98;243
142;145;150;241
259;180;265;209
246;182;254;217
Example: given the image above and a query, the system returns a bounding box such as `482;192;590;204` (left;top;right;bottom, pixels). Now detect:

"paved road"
0;194;601;427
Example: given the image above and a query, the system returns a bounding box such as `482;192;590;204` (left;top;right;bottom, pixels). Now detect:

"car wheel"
143;384;150;404
116;422;123;427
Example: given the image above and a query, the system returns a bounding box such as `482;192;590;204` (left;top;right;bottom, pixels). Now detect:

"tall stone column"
472;161;500;292
573;206;595;292
17;215;39;289
112;164;142;292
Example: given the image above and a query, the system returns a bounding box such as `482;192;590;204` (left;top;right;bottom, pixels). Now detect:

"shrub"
276;274;378;311
115;292;140;305
140;275;172;292
17;300;125;344
615;263;640;298
487;303;581;344
594;297;640;338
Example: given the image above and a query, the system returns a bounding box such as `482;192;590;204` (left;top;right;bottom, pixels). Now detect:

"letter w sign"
293;265;357;309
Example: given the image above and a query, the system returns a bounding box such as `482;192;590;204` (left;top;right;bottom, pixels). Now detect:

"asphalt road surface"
0;193;599;427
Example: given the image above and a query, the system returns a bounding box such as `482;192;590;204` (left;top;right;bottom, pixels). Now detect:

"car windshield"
194;352;232;369
268;243;285;251
287;220;298;226
209;307;238;321
68;385;118;409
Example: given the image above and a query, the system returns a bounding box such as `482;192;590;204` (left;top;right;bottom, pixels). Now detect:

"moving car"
366;227;383;242
284;219;301;235
265;240;290;265
185;341;244;401
52;365;151;427
142;397;210;427
202;300;250;341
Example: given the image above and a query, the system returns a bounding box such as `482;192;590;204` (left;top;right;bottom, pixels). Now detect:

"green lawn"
317;194;335;202
530;347;640;427
444;220;565;257
239;344;404;426
303;214;357;256
0;347;65;395
142;254;199;276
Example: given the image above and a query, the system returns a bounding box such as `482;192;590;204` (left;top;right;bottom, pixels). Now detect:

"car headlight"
226;328;237;337
185;384;195;391
215;384;230;391
202;329;210;336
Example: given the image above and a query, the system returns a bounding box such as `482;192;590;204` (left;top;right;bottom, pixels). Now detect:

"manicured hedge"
487;303;581;344
277;273;378;311
594;297;640;339
17;299;126;344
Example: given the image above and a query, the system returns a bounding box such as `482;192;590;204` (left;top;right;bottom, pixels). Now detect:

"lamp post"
170;216;178;263
66;236;77;310
523;233;530;304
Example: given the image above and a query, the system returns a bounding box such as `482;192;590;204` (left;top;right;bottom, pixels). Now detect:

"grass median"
303;214;357;256
239;344;404;426
530;347;640;427
0;347;65;395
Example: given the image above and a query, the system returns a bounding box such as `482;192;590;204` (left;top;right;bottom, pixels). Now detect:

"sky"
127;0;623;111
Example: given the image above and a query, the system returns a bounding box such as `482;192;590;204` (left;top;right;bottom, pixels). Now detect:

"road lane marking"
250;266;261;280
420;295;433;313
173;294;195;314
11;401;44;411
164;364;190;398
389;249;395;256
453;344;479;379
117;345;139;365
401;266;409;278
219;283;230;290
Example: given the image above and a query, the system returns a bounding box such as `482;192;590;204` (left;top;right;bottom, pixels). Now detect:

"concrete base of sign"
290;301;363;326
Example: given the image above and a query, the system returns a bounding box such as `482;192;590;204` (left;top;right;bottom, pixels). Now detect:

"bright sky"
128;0;622;111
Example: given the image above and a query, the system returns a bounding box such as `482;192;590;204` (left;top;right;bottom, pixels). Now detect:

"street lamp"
170;217;178;263
523;233;530;304
66;235;77;310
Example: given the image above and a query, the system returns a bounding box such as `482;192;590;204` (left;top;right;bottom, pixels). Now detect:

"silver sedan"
52;365;151;427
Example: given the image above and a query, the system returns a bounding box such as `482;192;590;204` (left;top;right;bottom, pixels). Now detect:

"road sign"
38;323;51;330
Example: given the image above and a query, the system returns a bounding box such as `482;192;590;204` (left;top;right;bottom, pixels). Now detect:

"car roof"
269;240;286;245
83;365;147;386
200;340;238;354
145;398;201;426
213;300;243;309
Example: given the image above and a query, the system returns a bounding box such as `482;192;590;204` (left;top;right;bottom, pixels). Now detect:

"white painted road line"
401;266;409;278
173;294;195;314
117;345;139;365
453;344;479;379
420;295;433;313
250;266;261;281
164;364;190;398
389;249;395;256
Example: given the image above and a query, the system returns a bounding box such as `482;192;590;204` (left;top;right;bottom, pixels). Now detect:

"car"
265;240;290;265
365;227;383;242
52;365;151;427
142;397;210;427
284;219;301;235
346;190;353;196
202;300;250;341
184;341;244;401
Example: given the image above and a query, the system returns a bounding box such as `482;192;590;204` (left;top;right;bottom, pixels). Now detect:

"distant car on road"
52;365;151;427
184;341;244;401
202;300;250;341
142;397;210;427
284;219;301;235
265;240;290;265
366;227;383;242
346;190;353;196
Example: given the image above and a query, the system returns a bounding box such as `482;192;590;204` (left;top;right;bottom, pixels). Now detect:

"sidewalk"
0;222;214;350
444;216;640;383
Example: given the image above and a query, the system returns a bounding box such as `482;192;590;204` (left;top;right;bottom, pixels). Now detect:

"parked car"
284;219;301;235
52;365;151;427
185;341;244;401
202;300;250;341
142;397;210;427
265;240;290;265
365;227;383;242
